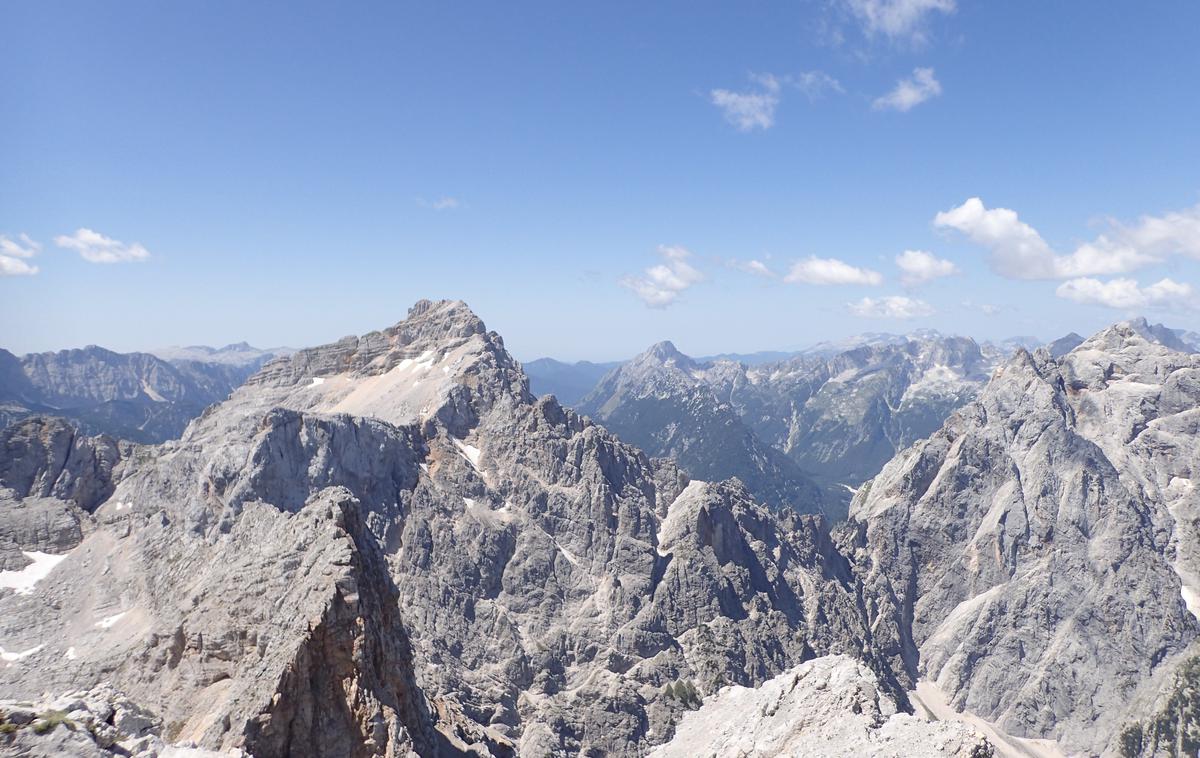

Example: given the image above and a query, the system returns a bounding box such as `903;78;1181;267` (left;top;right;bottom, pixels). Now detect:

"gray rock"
0;300;884;756
578;341;828;516
849;320;1200;755
0;345;270;444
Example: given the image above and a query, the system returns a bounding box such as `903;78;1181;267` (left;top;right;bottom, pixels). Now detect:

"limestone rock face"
849;320;1200;755
577;341;828;516
0;416;133;569
0;300;884;757
649;654;993;758
711;334;1000;514
578;334;1002;518
0;345;277;443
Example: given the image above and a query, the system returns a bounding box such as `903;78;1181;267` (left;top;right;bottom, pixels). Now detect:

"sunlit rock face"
849;318;1200;756
0;300;888;757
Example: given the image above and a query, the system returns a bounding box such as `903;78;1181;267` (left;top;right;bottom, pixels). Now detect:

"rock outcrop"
849;320;1200;755
0;300;887;756
0;416;132;570
578;341;828;516
649;654;993;758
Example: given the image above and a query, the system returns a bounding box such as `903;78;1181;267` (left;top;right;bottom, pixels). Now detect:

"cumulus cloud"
784;256;883;286
730;259;776;277
935;197;1200;280
843;0;955;44
418;196;460;210
1055;277;1194;310
873;67;942;111
54;228;150;264
710;73;782;131
848;295;935;318
620;245;705;308
0;233;41;276
895;249;957;285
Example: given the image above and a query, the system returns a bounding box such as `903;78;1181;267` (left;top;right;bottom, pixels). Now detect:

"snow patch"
309;377;325;387
95;611;128;629
1183;587;1200;621
0;644;43;662
454;439;483;469
0;551;69;595
64;647;78;660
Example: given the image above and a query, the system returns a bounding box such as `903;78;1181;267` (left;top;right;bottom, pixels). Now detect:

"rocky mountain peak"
1070;317;1193;358
639;340;695;369
394;298;488;345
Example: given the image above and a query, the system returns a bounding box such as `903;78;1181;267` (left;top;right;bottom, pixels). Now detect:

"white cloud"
784;256;883;286
730;259;776;277
873;67;942;111
1055;277;1194;310
620;245;705;308
792;71;844;100
848;295;935;318
895;249;957;285
935;197;1200;279
711;73;781;131
710;71;843;131
418;196;460;210
960;300;1001;315
54;228;150;264
0;233;41;277
843;0;955;44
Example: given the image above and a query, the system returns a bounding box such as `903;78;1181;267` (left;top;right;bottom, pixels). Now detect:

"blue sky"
3;0;1199;361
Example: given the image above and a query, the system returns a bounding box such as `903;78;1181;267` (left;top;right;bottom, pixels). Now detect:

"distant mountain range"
148;341;294;367
3;303;1199;756
0;344;291;443
541;324;1200;518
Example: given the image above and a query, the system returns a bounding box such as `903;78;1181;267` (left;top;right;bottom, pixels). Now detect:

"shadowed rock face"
0;416;133;570
848;321;1200;755
0;300;894;756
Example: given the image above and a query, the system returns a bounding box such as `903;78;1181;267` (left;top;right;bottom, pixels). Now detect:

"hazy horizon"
4;1;1199;360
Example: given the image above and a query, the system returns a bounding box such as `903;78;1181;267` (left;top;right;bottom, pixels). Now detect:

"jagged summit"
394;298;488;344
241;299;529;432
850;315;1200;755
0;299;893;756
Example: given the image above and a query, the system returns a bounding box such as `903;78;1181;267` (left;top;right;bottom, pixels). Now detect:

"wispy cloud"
1056;277;1194;310
711;73;782;131
961;300;1002;315
873;67;942;111
843;0;956;45
0;233;41;277
54;228;150;264
848;295;935;318
710;71;843;131
935;197;1200;279
729;259;776;277
620;245;705;308
896;249;957;285
418;196;461;211
792;71;845;100
785;256;883;286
